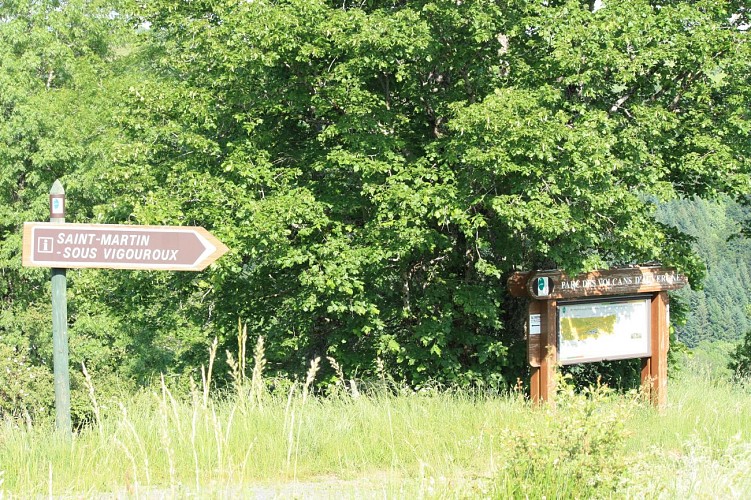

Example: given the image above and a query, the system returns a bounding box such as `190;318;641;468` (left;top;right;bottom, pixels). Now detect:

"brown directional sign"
22;223;228;271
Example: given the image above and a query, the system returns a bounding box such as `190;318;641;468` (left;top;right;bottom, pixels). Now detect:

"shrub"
729;329;751;378
495;378;635;498
0;343;54;421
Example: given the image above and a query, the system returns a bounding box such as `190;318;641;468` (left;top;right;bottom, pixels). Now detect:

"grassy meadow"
2;341;751;498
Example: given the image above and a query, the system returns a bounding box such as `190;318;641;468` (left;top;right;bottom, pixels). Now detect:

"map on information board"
558;298;651;365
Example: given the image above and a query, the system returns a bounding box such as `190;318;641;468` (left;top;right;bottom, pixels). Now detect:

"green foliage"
2;0;750;392
672;340;735;381
94;0;749;385
0;0;137;417
0;342;54;420
730;330;751;378
562;358;643;391
497;378;634;497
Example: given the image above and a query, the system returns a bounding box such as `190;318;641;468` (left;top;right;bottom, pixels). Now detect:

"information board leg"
530;366;541;403
649;291;669;408
528;300;543;403
538;299;557;405
640;357;652;400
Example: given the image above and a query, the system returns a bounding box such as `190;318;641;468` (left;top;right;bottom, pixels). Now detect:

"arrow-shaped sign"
22;223;229;271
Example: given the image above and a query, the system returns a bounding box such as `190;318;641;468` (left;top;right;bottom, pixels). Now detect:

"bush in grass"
0;343;54;421
496;378;634;498
730;329;751;380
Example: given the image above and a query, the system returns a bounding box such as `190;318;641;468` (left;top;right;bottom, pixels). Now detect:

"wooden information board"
508;266;686;407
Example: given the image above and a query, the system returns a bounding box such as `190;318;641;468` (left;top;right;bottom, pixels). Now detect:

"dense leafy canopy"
1;0;750;412
0;0;134;416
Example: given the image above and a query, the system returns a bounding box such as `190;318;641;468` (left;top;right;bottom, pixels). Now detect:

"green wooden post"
50;180;71;438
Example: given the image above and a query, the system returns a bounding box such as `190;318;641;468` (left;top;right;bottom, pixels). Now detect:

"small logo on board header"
536;277;552;297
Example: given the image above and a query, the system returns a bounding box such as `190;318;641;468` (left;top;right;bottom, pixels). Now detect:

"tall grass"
2;330;751;497
1;382;520;496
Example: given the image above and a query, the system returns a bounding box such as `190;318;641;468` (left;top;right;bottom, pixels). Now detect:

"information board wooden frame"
509;267;684;407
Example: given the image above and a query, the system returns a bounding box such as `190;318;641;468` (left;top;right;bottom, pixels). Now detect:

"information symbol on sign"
37;237;54;254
